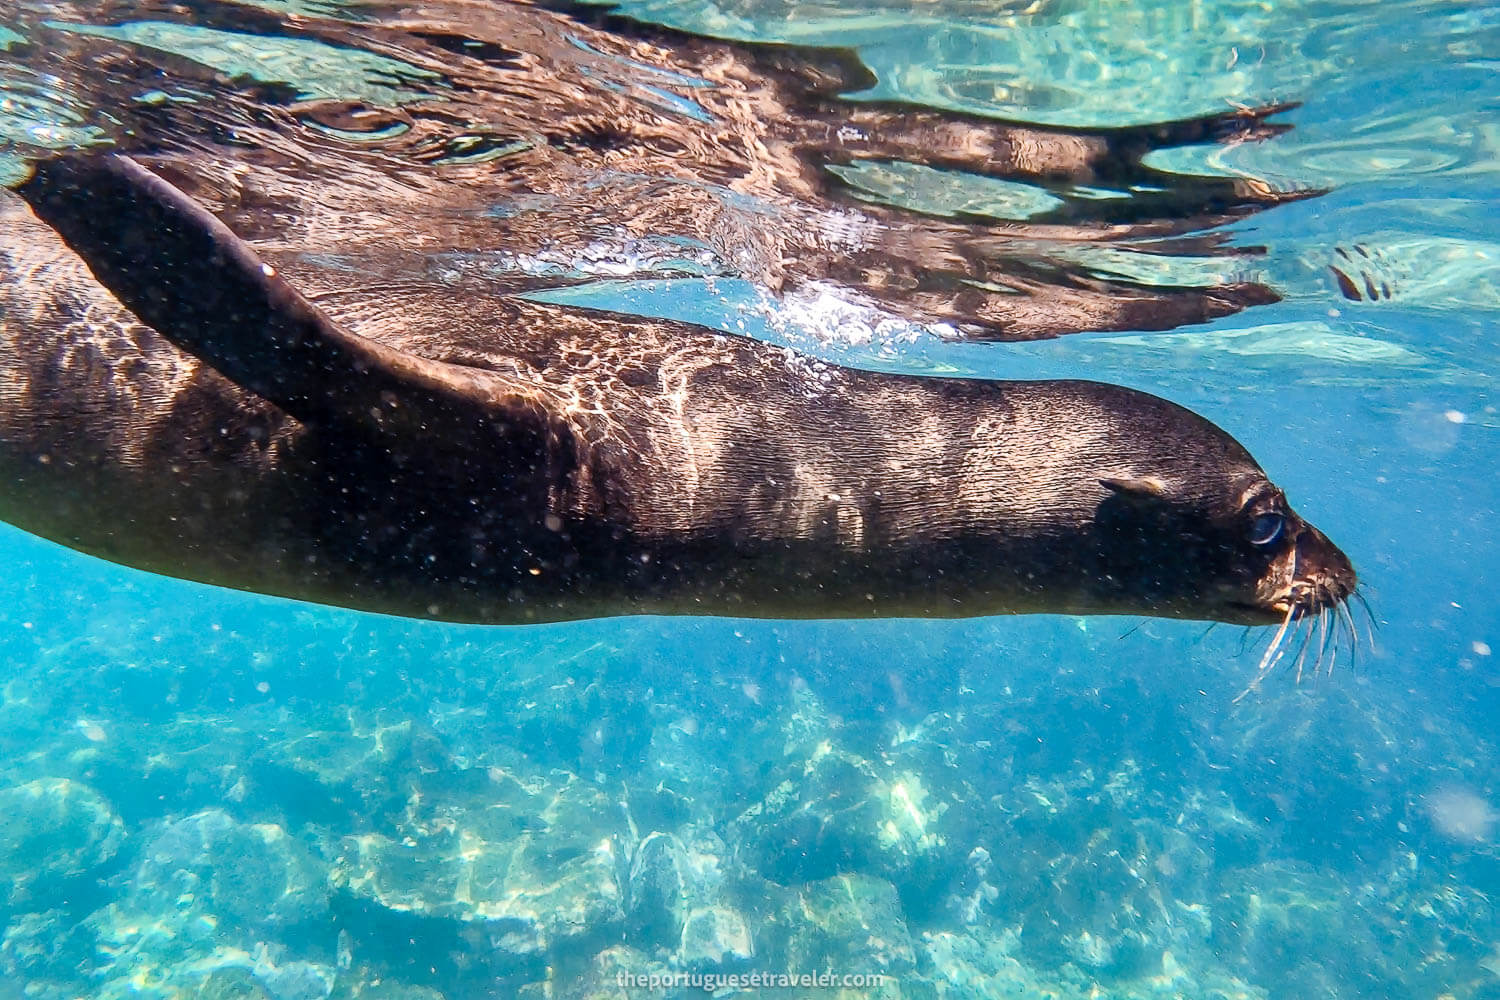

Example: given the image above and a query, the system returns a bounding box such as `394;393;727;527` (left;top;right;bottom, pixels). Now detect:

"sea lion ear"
13;153;540;441
1099;476;1170;502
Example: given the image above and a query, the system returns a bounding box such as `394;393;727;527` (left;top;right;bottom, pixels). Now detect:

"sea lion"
3;0;1310;342
1;154;1355;634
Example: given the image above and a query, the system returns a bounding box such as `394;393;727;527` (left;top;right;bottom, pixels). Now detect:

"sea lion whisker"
1272;603;1300;654
1235;602;1297;702
1310;614;1330;679
1337;599;1360;657
1326;605;1350;677
1292;613;1318;684
1314;607;1336;678
1242;622;1278;660
1306;611;1323;675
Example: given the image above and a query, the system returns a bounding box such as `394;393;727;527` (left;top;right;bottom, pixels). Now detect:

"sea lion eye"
1248;512;1286;546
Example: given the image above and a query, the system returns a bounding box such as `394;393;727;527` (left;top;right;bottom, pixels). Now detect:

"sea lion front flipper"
12;154;541;441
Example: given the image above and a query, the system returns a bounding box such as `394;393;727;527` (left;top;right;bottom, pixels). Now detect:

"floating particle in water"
1425;785;1499;843
1398;401;1464;456
1474;641;1492;657
75;718;106;743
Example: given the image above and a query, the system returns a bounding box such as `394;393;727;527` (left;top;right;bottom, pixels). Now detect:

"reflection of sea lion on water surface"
3;155;1354;673
7;0;1311;340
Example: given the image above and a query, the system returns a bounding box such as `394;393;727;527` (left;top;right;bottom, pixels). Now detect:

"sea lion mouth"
1224;579;1345;624
1272;577;1350;617
1233;576;1374;702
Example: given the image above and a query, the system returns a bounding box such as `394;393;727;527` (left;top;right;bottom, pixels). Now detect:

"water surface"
1;1;1497;998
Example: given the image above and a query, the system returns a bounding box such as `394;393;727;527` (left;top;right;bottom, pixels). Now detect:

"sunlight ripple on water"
0;0;1498;998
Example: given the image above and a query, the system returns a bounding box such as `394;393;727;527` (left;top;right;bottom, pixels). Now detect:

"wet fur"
0;157;1351;626
0;3;1351;629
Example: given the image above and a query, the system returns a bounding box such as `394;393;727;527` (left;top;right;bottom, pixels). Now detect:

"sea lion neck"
571;364;1247;553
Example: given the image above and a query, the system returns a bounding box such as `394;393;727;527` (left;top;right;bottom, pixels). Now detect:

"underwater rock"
0;698;323;835
1210;862;1417;1000
917;926;1046;999
678;905;754;968
729;742;953;886
777;680;840;763
961;755;1226;980
81;810;333;1000
263;962;336;1000
124;714;265;819
124;808;330;932
626;831;690;947
333;976;447;1000
0;777;125;908
252;708;451;829
0;908;100;993
26;708;272;829
625;827;741;963
1062;948;1268;1000
940;846;1001;927
921;922;1269;1000
539;945;686;1000
89;943;338;1000
180;966;277;1000
620;668;803;836
631;720;722;831
1174;788;1266;873
461;639;658;781
335;824;620;963
767;874;916;984
332;770;624;984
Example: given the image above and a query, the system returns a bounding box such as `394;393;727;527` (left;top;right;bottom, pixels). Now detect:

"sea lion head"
1230;482;1357;627
1092;471;1355;627
1062;386;1356;629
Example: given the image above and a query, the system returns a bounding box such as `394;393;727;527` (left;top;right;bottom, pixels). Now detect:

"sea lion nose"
1296;521;1357;603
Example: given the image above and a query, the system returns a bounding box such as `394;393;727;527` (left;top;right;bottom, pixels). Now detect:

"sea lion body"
0;158;1353;626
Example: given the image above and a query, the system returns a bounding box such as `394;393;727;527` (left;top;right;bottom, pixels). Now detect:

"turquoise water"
2;0;1499;998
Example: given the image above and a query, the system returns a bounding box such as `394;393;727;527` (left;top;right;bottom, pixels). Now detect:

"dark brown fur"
1;155;1353;626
